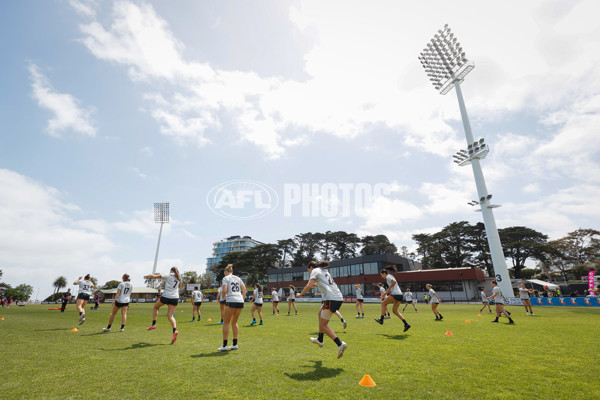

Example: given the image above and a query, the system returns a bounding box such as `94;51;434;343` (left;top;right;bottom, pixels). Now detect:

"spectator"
60;289;71;312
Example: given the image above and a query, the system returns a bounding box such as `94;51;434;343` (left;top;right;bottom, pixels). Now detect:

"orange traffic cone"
0;317;4;320
477;313;481;317
359;374;376;387
444;331;453;336
465;320;471;323
207;318;212;321
71;328;78;332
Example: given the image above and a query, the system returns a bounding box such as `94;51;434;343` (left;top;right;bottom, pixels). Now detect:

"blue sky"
1;0;599;300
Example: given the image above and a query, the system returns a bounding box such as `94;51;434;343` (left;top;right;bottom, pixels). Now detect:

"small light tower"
152;202;170;274
419;25;514;300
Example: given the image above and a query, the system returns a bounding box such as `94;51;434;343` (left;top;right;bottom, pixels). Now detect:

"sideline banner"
531;297;600;307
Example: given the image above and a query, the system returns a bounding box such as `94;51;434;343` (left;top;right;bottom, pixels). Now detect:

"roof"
100;287;159;294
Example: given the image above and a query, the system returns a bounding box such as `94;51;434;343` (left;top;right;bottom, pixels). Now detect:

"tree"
52;276;67;294
198;273;214;289
6;284;34;302
361;235;398;256
102;280;120;289
545;228;600;283
466;222;493;276
412;233;445;269
330;231;361;260
276;239;295;268
292;232;322;266
499;226;550;279
438;221;474;268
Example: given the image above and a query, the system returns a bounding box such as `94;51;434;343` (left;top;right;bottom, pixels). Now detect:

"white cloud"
131;167;147;179
69;0;97;18
139;146;153;156
28;64;97;138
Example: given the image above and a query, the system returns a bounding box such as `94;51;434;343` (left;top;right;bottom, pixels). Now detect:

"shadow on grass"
284;360;343;381
378;333;409;340
81;331;108;337
104;342;168;351
35;328;72;332
191;351;230;358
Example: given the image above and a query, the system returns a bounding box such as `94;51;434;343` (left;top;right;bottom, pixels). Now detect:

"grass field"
1;302;599;399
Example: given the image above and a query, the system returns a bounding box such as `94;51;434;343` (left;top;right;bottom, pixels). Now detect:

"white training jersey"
309;268;343;302
289;290;296;300
192;290;203;302
253;288;263;304
116;282;133;303
78;280;93;296
492;286;504;304
356;287;363;300
481;291;488;302
222;274;244;303
386;275;402;296
379;286;387;298
519;287;530;299
404;291;413;302
271;290;279;302
161;273;180;299
217;286;223;301
429;288;439;303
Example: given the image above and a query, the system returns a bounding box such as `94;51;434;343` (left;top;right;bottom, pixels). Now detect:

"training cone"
0;317;4;320
477;313;482;317
465;320;471;323
444;331;453;336
207;318;212;321
359;374;376;387
71;328;78;332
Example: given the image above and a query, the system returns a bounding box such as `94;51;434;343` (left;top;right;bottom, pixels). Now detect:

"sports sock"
380;314;385;320
403;319;409;326
79;312;82;316
341;318;346;323
192;318;195;321
173;328;177;333
152;320;156;325
120;325;124;330
317;333;324;342
223;340;228;347
233;339;237;346
107;324;112;329
333;337;342;346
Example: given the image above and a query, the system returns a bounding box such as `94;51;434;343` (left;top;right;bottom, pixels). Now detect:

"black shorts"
77;293;90;301
321;300;343;314
289;299;295;302
254;302;263;307
357;299;364;303
392;295;403;301
226;302;244;309
193;302;202;306
273;301;279;304
114;301;129;308
220;300;227;304
160;297;179;306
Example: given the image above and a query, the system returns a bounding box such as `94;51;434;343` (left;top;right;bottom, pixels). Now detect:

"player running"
287;285;298;316
297;261;347;359
426;284;443;321
374;266;411;332
218;264;247;351
377;283;391;318
271;288;280;315
488;280;515;324
355;284;364;318
144;267;181;344
402;288;418;313
191;286;203;321
250;283;264;326
103;274;133;332
479;288;493;313
74;274;95;325
519;283;535;316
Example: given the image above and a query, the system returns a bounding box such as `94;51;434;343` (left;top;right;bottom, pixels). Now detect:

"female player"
488;280;515;324
426;284;443;320
479;288;493;313
216;285;226;324
355;284;364;318
103;274;132;332
377;283;391;318
271;288;280;315
74;274;95;325
402;288;418;313
287;285;298;315
297;261;347;359
374;266;411;331
519;283;535;316
250;283;264;326
191;286;203;321
144;267;181;344
218;264;246;351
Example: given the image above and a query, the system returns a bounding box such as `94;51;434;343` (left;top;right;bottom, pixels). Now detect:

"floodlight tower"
418;25;514;300
152;202;170;274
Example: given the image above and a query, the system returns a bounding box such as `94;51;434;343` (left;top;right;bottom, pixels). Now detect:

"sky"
1;0;599;301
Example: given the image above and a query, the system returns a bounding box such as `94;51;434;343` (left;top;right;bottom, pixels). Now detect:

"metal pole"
152;222;164;274
454;80;514;300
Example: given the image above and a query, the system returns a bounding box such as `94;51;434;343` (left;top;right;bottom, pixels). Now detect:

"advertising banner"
531;297;600;307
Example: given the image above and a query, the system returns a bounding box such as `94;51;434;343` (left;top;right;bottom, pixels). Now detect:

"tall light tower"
419;25;514;299
152;202;170;274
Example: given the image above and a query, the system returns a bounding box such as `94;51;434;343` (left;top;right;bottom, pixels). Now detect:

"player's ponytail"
225;264;233;274
317;261;330;269
84;274;91;280
122;274;130;282
308;261;318;269
257;283;263;292
170;266;181;282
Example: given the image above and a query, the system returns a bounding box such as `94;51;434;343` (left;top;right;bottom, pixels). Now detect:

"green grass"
1;302;599;399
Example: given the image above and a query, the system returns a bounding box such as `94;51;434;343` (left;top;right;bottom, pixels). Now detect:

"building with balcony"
205;235;263;282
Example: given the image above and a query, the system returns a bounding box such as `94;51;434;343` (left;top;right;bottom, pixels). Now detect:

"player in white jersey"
402;288;418;313
271;288;280;315
355;284;364;318
218;264;247;351
144;267;182;344
426;284;443;321
250;283;264;326
519;283;535;316
377;283;391;318
74;274;95;325
103;274;133;332
374;266;411;331
287;285;298;316
216;286;226;324
487;280;514;324
479;288;493;313
297;261;347;359
191;286;203;322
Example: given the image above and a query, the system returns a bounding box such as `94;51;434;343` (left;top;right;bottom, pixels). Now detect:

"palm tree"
52;276;67;294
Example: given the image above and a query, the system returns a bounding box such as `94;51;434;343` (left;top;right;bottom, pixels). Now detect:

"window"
351;264;363;276
364;262;379;275
303;271;310;281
